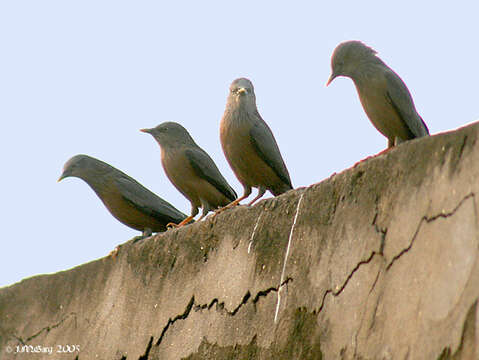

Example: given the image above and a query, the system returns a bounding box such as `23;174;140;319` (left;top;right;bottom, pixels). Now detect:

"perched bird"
327;40;429;148
219;77;292;208
141;122;237;227
58;154;187;237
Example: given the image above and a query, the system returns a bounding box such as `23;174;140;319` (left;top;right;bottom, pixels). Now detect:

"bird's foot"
166;222;179;229
133;228;153;242
213;202;238;217
212;208;224;217
167;215;195;229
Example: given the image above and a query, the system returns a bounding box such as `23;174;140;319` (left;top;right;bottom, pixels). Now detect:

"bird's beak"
57;172;67;182
140;128;152;134
238;88;247;94
326;73;337;86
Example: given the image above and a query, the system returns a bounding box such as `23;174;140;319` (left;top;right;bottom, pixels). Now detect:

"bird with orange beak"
327;40;429;149
141;122;237;228
219;77;292;209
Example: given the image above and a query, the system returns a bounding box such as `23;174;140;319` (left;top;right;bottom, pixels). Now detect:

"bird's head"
228;78;256;105
327;40;378;86
141;122;195;148
58;154;94;182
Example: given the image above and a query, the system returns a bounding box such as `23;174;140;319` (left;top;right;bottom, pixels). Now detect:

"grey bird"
219;77;293;209
58;154;187;237
141;122;237;227
327;40;429;148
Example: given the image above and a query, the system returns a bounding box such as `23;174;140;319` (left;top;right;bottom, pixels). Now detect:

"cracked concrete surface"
1;122;479;359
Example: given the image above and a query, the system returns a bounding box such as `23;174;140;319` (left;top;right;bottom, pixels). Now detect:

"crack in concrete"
348;193;476;356
155;296;195;347
372;195;387;255
437;300;477;359
136;192;475;359
313;196;387;317
193;277;294;316
315;251;380;315
138;336;153;360
11;312;77;345
458;134;469;160
350;195;388;356
194;292;251;316
353;269;382;358
148;278;293;356
368;269;382;296
386;193;475;271
253;277;293;306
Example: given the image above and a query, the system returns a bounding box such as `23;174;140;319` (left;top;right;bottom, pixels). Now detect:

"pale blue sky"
1;1;477;287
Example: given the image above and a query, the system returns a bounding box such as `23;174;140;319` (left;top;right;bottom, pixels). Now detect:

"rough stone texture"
1;122;479;359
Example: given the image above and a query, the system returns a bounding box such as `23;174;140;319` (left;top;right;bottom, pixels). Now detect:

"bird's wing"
115;175;186;223
185;148;237;201
384;70;429;137
249;115;293;188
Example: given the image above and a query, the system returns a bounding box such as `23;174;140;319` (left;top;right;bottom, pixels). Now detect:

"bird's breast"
355;76;410;141
161;148;204;207
220;112;252;154
161;149;190;184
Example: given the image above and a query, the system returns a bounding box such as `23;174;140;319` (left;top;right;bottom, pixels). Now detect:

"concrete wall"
1;122;479;359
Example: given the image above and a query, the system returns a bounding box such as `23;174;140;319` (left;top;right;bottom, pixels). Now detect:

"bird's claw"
212;209;223;217
213;202;238;217
166;222;179;229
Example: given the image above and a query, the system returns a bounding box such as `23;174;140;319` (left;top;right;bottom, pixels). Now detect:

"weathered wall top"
1;122;479;359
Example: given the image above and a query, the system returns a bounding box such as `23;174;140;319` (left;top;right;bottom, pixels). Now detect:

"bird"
140;122;237;227
219;77;292;209
58;154;187;238
326;40;429;149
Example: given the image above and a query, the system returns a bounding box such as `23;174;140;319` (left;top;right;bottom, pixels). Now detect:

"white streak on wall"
274;192;304;324
248;213;262;254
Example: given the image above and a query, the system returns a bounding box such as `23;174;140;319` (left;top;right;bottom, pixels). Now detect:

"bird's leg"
214;187;252;216
375;138;398;156
388;138;394;149
143;228;152;237
247;187;266;206
132;228;152;243
213;195;247;215
196;203;211;222
167;206;198;229
167;215;195;229
394;136;405;147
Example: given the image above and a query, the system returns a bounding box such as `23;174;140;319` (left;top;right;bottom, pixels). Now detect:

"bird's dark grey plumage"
58;154;187;237
141;122;237;227
220;78;292;208
327;40;429;148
